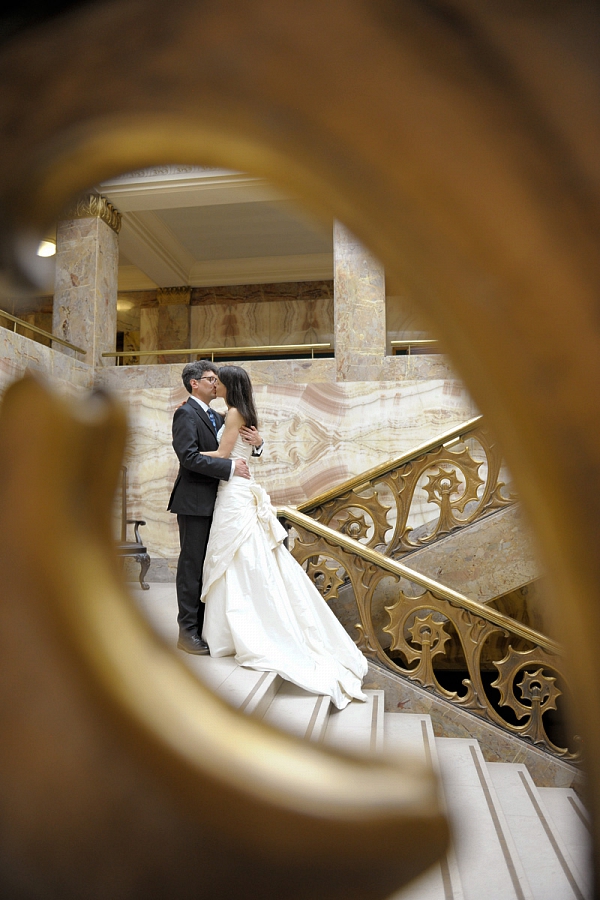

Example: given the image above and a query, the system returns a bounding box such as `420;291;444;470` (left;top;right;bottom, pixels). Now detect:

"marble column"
158;287;191;363
139;298;159;365
334;220;386;381
53;193;121;367
139;287;191;364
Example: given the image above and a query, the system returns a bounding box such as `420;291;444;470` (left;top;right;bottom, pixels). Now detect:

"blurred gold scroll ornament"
0;373;447;899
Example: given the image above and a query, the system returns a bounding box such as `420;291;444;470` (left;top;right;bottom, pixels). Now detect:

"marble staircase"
133;585;592;900
188;653;591;900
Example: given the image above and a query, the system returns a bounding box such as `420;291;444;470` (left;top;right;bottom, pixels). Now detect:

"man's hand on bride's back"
233;459;251;479
240;426;262;447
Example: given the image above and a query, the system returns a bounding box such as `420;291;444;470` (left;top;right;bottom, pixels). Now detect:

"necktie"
206;407;218;436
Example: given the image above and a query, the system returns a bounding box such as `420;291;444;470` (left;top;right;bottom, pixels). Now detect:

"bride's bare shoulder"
225;407;244;426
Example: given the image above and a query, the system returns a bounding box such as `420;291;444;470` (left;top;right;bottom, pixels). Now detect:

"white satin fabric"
201;432;367;709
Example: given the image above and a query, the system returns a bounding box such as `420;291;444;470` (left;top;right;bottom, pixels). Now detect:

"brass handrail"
102;342;333;362
278;505;561;656
391;339;439;353
298;415;483;512
0;308;87;355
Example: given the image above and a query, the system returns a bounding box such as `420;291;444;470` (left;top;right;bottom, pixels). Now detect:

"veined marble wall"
0;328;478;581
134;282;334;360
0;327;92;396
190;294;333;349
97;355;478;578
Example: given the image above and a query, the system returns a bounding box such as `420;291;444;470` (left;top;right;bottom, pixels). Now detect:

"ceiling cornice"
101;170;291;211
119;211;193;286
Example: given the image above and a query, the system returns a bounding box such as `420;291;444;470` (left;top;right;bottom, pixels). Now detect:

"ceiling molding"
119;211;193;286
101;171;291;212
188;253;333;286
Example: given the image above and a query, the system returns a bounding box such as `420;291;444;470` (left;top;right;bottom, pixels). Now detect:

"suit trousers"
176;513;212;635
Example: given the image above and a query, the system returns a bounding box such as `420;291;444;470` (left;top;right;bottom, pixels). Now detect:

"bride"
198;365;367;710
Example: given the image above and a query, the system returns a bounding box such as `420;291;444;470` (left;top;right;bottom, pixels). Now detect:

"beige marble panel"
0;327;93;396
139;307;159;364
268;297;333;345
405;505;541;605
53;216;118;367
190;293;333;350
334;221;386;381
190;301;269;348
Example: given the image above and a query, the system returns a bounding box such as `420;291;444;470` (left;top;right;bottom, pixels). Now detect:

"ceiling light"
36;239;56;257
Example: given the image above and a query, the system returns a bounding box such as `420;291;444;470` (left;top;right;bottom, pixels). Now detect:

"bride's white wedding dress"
201;430;368;709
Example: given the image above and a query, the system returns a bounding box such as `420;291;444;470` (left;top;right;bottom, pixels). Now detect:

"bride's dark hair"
217;365;258;428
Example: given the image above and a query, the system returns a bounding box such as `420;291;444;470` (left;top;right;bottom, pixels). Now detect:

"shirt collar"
189;394;210;413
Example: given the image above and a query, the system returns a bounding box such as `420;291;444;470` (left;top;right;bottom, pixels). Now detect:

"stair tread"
487;763;590;900
187;658;281;712
262;682;330;741
537;788;592;888
387;855;465;900
384;712;439;768
436;738;534;900
323;689;385;755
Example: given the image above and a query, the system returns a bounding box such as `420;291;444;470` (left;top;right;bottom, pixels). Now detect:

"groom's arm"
240;426;265;457
173;408;246;479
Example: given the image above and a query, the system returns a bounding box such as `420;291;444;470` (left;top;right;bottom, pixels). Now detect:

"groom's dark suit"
168;397;232;637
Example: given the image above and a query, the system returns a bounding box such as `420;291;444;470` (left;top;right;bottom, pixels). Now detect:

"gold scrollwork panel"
288;518;575;761
383;591;576;760
306;424;517;562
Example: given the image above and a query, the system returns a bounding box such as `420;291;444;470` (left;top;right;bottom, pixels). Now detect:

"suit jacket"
167;398;233;516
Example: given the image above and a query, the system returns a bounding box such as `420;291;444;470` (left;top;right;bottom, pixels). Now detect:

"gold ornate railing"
278;506;577;762
298;416;517;559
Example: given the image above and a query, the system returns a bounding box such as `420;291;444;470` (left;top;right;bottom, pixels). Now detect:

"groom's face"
190;370;218;405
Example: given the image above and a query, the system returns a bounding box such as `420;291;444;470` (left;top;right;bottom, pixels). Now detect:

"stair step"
323;689;385;755
261;682;330;741
384;714;464;900
538;787;592;895
384;712;438;767
436;738;534;900
189;657;282;715
180;654;240;692
488;763;589;900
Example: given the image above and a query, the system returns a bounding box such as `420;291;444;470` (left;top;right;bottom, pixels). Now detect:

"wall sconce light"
36;239;56;257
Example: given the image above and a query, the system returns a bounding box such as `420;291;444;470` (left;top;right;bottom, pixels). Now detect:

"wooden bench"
116;466;150;590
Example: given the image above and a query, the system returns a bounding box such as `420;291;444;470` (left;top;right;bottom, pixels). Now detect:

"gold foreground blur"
0;0;599;896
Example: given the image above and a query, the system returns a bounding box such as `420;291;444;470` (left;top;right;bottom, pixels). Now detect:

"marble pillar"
158;287;191;363
139;301;159;365
334;220;386;381
140;287;191;364
52;193;120;367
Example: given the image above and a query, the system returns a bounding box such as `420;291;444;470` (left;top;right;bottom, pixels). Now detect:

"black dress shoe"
177;632;209;655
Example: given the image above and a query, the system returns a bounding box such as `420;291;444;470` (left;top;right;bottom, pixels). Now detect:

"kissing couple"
168;359;367;709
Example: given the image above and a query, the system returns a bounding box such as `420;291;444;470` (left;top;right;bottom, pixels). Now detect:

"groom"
167;359;263;654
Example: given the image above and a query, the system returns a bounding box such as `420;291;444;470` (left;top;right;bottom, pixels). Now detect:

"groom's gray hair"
182;359;218;393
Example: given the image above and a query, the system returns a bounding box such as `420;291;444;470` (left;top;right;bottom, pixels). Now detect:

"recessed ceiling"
157;201;331;261
99;167;333;292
